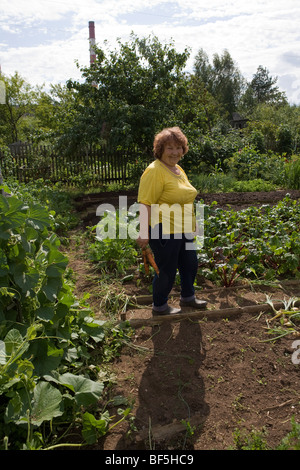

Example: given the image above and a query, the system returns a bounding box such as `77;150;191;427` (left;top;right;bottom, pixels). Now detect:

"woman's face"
161;140;183;167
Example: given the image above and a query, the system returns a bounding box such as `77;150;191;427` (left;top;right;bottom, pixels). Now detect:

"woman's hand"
136;236;149;249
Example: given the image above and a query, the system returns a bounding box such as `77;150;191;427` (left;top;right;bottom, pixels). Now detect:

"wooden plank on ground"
124;300;300;328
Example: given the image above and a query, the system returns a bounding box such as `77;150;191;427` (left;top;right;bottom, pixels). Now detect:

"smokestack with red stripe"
89;21;96;65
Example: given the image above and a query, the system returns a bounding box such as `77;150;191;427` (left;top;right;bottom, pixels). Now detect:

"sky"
1;0;300;105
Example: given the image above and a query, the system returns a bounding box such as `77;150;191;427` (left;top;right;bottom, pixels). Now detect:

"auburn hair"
153;127;189;159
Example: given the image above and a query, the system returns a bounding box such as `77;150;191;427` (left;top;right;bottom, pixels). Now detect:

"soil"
74;188;300;226
65;190;300;451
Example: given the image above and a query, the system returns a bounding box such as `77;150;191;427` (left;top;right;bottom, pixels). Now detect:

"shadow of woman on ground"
131;318;210;450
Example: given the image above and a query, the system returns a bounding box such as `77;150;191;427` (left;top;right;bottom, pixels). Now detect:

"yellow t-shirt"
138;159;198;234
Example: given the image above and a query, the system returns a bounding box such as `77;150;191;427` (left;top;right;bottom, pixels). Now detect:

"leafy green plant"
86;210;139;275
230;178;276;192
197;196;300;286
0;190;131;449
284;156;300;189
232;427;269;450
82;405;132;445
191;173;277;195
88;237;138;274
225;146;285;184
277;417;300;450
4;177;78;232
232;418;300;450
191;172;236;193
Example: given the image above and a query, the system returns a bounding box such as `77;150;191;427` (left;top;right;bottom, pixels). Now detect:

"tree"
240;65;287;110
32;83;79;145
65;33;191;153
194;49;245;117
178;74;221;132
0;72;41;144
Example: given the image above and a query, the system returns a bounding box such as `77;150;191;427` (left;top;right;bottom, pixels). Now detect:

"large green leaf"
82;411;109;444
26;204;51;231
0;222;11;240
45;249;68;278
0;194;10;213
30;381;64;426
41;276;63;301
30;339;63;376
4;329;29;363
80;318;106;343
35;305;55;322
12;265;40;295
5;388;32;425
1;196;27;229
45;372;104;406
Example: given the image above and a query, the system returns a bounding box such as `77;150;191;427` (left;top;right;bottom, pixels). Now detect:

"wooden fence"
0;143;149;185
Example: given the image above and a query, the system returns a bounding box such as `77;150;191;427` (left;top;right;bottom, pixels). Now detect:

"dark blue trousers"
149;224;198;310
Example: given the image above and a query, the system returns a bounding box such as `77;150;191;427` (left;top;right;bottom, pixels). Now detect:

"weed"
232;427;269;450
232;418;300;450
277;417;300;450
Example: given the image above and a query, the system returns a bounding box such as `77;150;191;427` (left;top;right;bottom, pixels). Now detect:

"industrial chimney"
89;21;96;65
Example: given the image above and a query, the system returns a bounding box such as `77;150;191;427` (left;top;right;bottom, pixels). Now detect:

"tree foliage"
194;49;245;116
0;72;42;144
65;33;191;153
240;65;288;110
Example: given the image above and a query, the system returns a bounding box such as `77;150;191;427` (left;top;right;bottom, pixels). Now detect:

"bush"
198;128;244;169
277;125;293;155
284;156;300;189
225;146;285;183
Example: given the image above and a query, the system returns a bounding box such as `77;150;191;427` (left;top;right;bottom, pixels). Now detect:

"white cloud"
0;0;75;23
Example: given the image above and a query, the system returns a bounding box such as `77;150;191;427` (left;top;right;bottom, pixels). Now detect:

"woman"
137;127;207;316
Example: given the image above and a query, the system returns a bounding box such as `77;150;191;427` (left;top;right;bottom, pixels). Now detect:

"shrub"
284;156;300;189
225;146;285;183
